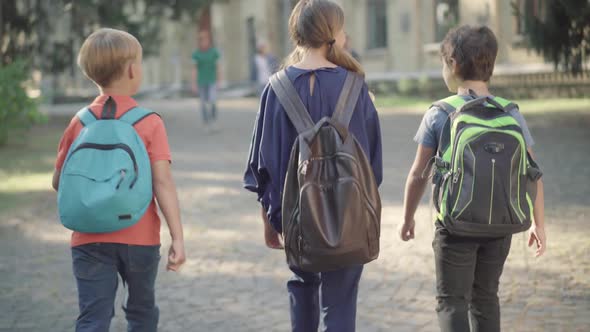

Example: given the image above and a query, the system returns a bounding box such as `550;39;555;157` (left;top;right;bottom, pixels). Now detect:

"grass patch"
374;96;590;114
517;99;590;114
0;117;68;215
373;96;431;111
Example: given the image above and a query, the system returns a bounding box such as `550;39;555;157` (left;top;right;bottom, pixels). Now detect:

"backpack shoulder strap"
433;96;464;162
431;95;465;115
76;108;98;127
493;96;519;113
269;69;314;134
459;95;513;112
332;72;364;128
118;107;160;126
436;119;453;161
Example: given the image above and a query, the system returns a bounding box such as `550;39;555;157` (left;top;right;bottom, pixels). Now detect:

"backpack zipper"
67;143;139;188
116;170;126;189
298;152;359;175
449;119;525;170
452;128;526;175
489;158;496;224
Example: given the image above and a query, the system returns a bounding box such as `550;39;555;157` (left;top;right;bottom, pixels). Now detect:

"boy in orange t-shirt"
52;28;185;332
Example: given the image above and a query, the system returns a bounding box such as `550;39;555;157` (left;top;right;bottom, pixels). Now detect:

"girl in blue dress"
243;1;382;331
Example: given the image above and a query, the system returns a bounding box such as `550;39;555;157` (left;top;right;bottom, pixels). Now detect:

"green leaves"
0;60;46;147
1;0;216;74
512;0;590;75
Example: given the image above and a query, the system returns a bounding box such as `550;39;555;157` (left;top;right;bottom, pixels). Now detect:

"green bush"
397;78;417;95
0;61;45;146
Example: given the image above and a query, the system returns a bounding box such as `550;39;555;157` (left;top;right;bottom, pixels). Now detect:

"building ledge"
366;63;557;83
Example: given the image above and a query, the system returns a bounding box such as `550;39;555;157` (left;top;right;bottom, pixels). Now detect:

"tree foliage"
1;0;215;73
0;60;45;146
0;0;213;145
513;0;590;74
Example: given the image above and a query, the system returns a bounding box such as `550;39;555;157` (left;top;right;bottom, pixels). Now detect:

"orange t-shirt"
55;95;171;247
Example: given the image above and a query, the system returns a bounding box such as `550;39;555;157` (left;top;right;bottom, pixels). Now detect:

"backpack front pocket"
449;131;525;226
60;143;137;216
65;143;138;188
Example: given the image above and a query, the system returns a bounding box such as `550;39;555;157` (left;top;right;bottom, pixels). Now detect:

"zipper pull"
116;170;126;189
300;160;309;175
452;168;461;183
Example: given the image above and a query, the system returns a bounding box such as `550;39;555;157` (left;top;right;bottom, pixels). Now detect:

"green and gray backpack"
431;94;542;237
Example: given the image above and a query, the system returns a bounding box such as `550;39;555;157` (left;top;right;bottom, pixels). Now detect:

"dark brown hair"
283;0;363;75
440;25;498;82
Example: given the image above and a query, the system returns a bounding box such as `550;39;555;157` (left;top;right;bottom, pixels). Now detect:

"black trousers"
433;224;512;332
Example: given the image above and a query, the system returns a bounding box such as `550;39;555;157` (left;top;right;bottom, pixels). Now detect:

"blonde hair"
77;28;142;87
283;0;364;75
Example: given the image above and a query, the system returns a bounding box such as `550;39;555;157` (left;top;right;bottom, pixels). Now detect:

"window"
434;0;459;41
514;0;542;35
367;0;388;49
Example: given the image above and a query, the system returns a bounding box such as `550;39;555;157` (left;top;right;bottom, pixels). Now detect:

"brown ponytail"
326;41;363;75
282;0;364;76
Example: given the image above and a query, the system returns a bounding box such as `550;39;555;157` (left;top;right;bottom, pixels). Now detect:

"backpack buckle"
527;166;543;181
434;156;450;170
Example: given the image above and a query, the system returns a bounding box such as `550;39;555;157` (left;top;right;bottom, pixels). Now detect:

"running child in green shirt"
192;30;221;129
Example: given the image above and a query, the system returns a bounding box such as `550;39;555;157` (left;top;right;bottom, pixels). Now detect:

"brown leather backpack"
270;69;381;272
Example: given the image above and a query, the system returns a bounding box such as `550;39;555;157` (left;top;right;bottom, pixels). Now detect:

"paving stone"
2;99;589;331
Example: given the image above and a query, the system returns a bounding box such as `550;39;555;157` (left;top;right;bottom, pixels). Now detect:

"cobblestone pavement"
1;99;589;331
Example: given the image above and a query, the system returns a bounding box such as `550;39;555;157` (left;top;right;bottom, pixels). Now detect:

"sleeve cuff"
413;136;437;149
150;154;172;163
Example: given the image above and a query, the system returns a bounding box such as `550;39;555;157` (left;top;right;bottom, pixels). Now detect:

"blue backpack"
58;97;156;233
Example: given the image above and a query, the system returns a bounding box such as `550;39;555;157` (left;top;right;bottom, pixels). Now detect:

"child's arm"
192;66;198;94
528;148;546;257
152;160;186;271
53;118;80;192
260;207;283;249
216;62;222;87
52;169;60;191
400;145;435;241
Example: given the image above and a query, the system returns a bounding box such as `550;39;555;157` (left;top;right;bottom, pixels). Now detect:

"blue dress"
243;66;383;233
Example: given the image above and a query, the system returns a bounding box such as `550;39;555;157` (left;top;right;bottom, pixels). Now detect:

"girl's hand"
263;218;284;250
528;224;547;257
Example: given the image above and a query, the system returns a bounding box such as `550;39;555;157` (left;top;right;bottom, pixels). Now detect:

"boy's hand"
528;224;547;257
399;219;416;241
263;219;284;250
166;239;186;272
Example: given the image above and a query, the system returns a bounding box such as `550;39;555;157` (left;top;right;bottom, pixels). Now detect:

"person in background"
344;34;361;63
252;40;279;96
192;31;221;131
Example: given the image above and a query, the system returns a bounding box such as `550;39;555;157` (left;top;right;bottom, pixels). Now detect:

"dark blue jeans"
199;84;217;124
71;243;161;332
288;265;363;332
